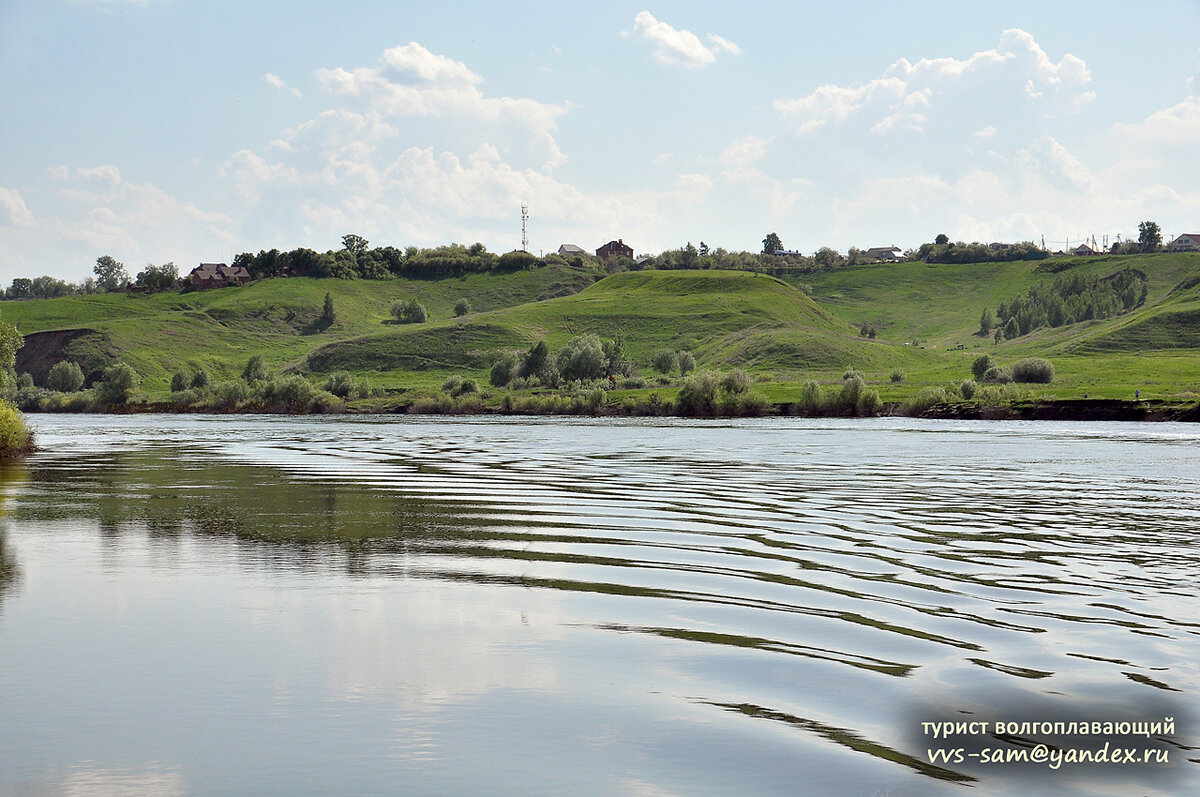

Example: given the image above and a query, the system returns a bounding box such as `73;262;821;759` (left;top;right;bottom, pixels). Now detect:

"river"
1;415;1197;796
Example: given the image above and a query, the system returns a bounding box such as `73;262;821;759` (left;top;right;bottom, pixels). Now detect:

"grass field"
3;252;1199;410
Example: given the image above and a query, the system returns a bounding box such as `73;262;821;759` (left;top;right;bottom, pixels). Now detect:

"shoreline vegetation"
3;239;1199;427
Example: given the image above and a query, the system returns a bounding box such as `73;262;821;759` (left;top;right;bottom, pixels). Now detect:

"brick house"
596;239;634;260
187;262;252;289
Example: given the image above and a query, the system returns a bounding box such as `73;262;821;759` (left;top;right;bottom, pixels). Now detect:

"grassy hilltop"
4;251;1200;414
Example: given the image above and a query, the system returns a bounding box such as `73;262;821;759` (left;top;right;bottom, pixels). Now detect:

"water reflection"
1;415;1198;796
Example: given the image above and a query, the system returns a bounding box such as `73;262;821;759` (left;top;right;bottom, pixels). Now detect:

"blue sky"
2;0;1199;284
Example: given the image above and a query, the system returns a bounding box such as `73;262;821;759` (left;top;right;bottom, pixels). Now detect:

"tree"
170;370;189;392
454;298;471;316
979;307;994;336
320;292;336;326
242;355;268;382
135;262;178;292
96;362;139;404
341;234;369;257
522;340;550;380
651;349;677;375
94;255;129;292
0;312;21;375
391;298;427;323
46;361;85;392
556;335;606;381
677;350;696;375
934;233;950;246
1137;221;1162;253
762;232;783;255
190;369;210;389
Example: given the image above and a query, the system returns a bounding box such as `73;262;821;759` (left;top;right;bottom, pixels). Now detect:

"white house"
864;246;903;262
1167;233;1200;252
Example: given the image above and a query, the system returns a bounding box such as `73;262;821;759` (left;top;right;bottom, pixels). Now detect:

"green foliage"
391;298;428;323
762;232;783;255
995;268;1147;339
0;400;32;459
242;355;268;382
522;340;550;380
259;375;315;409
960;379;978;400
490;354;519;387
677;350;696;375
842;368;863;381
983;366;1013;384
323;371;356;398
320;292;336;326
856;388;882;416
96;362;139;404
190;369;210;389
454;298;472;316
170;370;189;392
1010;357;1055;383
675;370;720;415
651;349;677;375
906;386;952;416
0;317;21;374
442;376;477;397
979;307;994;335
556;334;607;382
94;255;129;292
46;361;85;392
838;375;865;411
721;369;751;394
796;381;824;414
890;369;905;383
971;354;994;380
1138;221;1162;253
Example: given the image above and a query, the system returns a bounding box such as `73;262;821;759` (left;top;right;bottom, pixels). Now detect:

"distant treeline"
985;268;1148;340
233;240;547;281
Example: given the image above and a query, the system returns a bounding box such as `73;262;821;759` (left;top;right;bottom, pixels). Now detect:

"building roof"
557;244;587;255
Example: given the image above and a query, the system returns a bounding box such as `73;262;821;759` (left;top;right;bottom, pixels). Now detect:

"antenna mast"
521;203;529;252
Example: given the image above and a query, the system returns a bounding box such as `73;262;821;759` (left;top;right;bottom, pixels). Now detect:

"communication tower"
521;203;529;252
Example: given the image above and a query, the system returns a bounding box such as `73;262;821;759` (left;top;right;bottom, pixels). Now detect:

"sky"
2;0;1199;285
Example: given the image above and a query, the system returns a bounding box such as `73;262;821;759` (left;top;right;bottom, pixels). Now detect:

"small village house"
1167;233;1200;252
596;239;634;260
557;244;588;256
863;246;903;262
187;262;251;289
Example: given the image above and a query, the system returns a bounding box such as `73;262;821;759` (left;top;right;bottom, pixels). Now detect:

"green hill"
304;270;938;378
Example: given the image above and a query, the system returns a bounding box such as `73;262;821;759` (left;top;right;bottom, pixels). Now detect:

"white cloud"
316;42;566;169
1113;94;1200;148
719;135;768;168
631;12;740;68
264;72;303;99
0;187;35;227
973;126;998;139
776;29;1094;136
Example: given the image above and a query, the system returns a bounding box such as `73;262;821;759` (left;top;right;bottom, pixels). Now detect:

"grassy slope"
304;270;942;385
795;252;1200;401
4;253;1199;404
4;263;600;389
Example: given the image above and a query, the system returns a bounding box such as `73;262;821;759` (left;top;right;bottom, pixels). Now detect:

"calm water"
1;415;1197;796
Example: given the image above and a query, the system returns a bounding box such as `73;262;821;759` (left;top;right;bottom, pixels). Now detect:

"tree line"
980;268;1148;341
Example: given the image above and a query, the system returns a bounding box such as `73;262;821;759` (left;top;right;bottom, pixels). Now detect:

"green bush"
242;355;268;382
971;354;994;380
490;355;519;387
651;350;677;375
856;388;882;416
170;370;189;392
906;386;951;416
323;371;355;397
677;351;696;375
556;335;606;382
839;375;865;411
982;366;1013;384
842;368;863;381
190;369;210;389
452;378;478;397
391;298;428;323
442;375;463;393
0;400;32;458
211;380;250;410
618;375;646;389
1011;357;1055;383
46;361;85;393
260;375;314;409
454;298;471;316
890;369;905;383
15;373;34;391
96;362;139;405
675;370;720;415
960;379;978;400
796;381;823;414
721;369;751;395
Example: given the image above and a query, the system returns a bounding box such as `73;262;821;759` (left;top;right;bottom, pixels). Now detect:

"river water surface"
1;415;1197;796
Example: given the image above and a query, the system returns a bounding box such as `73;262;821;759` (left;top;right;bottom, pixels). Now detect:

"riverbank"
23;395;1200;423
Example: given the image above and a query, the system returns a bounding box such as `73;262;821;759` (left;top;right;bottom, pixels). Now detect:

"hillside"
303;270;939;378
